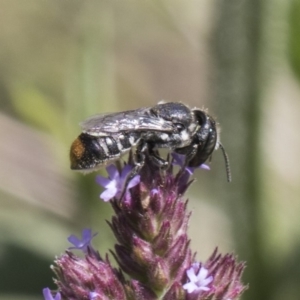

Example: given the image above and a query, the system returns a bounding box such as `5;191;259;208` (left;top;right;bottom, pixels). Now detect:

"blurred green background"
0;1;300;299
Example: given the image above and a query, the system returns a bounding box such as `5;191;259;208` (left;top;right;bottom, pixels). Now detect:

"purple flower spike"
45;152;247;300
183;263;213;294
171;153;210;174
43;288;61;300
68;228;97;253
96;164;140;201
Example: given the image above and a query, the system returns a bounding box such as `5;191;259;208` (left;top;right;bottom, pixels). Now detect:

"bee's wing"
80;107;174;136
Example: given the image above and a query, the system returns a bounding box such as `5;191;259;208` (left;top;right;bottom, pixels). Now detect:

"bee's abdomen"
70;132;140;171
70;133;106;170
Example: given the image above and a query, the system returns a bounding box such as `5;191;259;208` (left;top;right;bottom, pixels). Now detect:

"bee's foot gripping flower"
44;155;247;300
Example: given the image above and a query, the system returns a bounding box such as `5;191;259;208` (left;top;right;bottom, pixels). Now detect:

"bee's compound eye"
174;123;185;131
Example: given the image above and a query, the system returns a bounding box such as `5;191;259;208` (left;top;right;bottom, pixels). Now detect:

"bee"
70;102;231;181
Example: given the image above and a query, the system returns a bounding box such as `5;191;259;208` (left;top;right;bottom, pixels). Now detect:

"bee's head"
189;109;231;182
187;109;218;167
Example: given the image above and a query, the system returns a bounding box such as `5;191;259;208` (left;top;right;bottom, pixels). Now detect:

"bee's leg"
148;146;168;169
175;143;198;167
133;140;148;169
174;143;198;177
118;141;147;202
184;143;198;166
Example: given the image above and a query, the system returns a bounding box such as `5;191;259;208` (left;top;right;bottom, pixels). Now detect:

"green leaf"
288;0;300;81
11;85;65;140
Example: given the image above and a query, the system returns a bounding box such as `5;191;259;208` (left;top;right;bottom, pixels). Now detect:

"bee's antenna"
218;143;232;182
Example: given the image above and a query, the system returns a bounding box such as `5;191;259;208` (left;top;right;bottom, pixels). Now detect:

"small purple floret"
150;188;159;196
96;164;140;201
183;263;213;294
171;153;210;174
43;288;61;300
68;228;97;253
199;163;210;170
89;291;100;299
